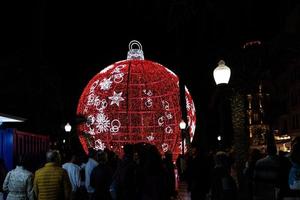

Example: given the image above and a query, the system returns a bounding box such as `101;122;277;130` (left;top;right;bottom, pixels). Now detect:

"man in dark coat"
110;144;137;200
253;132;281;200
91;150;113;200
186;146;213;200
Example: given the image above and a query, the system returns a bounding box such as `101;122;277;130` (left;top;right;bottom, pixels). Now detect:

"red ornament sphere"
77;59;196;159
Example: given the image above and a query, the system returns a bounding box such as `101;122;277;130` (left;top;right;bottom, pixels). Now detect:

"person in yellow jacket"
34;150;71;200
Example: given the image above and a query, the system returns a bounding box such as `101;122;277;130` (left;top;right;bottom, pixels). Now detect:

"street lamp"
179;120;187;130
64;122;72;150
213;60;231;85
212;56;253;187
179;120;187;155
213;60;232;149
64;123;72;132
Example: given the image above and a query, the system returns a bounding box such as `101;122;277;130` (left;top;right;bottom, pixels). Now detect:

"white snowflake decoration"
99;78;113;90
95;139;106;150
146;133;154;142
108;91;125;107
95;113;110;133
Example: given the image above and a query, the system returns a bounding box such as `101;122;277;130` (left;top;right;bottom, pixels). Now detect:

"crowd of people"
0;134;299;200
181;134;300;200
0;143;177;200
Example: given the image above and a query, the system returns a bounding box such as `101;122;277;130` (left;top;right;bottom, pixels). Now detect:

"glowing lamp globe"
213;60;231;85
179;120;187;130
77;41;196;158
65;123;72;132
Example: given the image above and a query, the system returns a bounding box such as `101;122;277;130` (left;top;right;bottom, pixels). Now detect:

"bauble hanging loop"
127;40;144;60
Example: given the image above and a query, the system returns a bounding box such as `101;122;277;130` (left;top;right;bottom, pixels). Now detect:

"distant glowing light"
242;40;262;49
64;123;72;132
0;115;25;123
179;120;187;130
274;135;291;141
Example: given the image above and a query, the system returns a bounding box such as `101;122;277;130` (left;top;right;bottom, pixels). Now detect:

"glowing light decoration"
77;40;196;158
185;86;196;142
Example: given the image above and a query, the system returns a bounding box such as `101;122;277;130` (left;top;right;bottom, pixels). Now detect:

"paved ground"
176;182;191;200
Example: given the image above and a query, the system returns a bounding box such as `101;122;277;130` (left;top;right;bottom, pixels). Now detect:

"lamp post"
64;122;72;150
213;60;232;149
213;59;249;186
179;120;187;155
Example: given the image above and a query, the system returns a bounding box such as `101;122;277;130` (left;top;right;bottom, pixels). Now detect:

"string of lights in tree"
77;40;196;158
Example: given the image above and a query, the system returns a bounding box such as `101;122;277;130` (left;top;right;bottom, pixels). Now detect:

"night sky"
1;0;300;146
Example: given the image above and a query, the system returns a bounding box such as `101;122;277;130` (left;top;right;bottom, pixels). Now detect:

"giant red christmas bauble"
77;59;196;158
